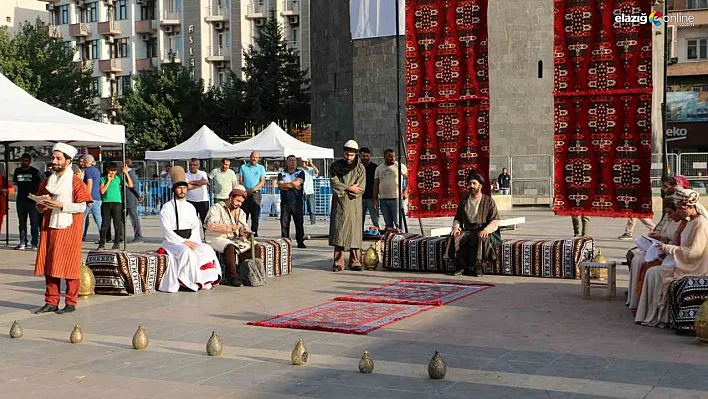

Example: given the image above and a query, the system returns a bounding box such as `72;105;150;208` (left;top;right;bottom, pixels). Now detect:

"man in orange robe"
34;143;92;314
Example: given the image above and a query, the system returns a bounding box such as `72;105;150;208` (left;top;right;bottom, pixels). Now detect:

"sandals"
333;264;344;272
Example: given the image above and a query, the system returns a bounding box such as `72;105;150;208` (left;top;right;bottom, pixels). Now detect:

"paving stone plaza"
0;208;704;399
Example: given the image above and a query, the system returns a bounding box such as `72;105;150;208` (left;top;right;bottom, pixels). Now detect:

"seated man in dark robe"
451;170;502;276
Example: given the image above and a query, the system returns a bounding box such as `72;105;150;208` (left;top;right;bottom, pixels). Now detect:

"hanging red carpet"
553;0;654;218
405;0;490;218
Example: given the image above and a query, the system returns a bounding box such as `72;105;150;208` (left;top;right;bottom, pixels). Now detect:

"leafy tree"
0;20;96;119
240;10;310;133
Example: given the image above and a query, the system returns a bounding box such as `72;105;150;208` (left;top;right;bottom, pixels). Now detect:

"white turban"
52;143;78;160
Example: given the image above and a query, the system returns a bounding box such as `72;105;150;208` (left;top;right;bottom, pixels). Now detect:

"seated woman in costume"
204;185;253;287
635;188;708;327
451;170;501;277
627;191;682;311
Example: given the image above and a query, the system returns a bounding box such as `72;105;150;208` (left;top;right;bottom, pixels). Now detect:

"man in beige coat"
329;140;366;272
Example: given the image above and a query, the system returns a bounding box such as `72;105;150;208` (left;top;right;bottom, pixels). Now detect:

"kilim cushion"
85;250;168;295
669;276;708;335
382;233;455;273
238;238;292;277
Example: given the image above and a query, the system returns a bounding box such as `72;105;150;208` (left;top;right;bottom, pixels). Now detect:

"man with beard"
451;170;501;277
329;140;366;272
359;147;380;230
34;143;93;314
12;153;42;250
158;166;222;292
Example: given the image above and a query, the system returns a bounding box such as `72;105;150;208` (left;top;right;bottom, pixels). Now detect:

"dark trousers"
281;203;305;245
188;201;210;224
126;206;142;239
243;192;262;234
100;202;123;245
17;199;40;246
571;216;590;237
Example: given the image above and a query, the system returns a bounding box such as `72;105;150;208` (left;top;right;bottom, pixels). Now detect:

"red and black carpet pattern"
405;0;490;218
553;0;654;218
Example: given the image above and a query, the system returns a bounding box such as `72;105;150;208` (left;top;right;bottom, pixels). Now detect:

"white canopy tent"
212;122;334;159
0;72;126;247
144;125;232;160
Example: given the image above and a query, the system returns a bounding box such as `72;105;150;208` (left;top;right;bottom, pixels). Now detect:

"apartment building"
0;0;48;30
39;0;310;123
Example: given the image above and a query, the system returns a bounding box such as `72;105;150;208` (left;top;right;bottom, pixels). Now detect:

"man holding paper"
33;143;92;314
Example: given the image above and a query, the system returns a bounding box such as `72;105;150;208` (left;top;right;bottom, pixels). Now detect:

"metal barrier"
509;154;553;205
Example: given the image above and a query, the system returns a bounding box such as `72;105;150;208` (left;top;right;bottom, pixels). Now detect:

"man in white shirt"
186;158;210;224
300;157;319;225
373;149;409;230
159;166;221;292
209;158;238;203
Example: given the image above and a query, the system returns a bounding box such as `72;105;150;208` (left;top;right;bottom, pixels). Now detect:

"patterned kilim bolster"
85;250;168;295
669;277;708;334
383;234;593;279
239;238;293;277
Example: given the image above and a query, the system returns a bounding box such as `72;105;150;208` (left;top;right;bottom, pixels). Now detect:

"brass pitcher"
78;263;95;299
9;321;22;339
362;246;379;270
358;351;374;373
591;250;608;281
291;338;308;366
70;325;83;344
132;325;148;350
428;351;446;379
695;300;708;344
206;331;223;356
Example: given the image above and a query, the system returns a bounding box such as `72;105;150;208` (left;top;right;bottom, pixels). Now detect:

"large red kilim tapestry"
553;0;654;218
405;0;490;218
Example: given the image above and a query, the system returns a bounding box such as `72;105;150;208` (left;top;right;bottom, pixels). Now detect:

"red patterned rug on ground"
553;0;654;218
247;301;435;335
405;0;490;218
333;280;494;306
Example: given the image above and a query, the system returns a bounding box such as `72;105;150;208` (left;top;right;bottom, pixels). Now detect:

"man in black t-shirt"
360;147;380;230
278;155;307;248
12;153;42;250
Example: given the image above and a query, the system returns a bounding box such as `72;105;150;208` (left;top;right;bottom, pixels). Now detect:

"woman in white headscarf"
635;188;708;327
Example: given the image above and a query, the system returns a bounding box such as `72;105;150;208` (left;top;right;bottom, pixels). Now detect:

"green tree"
240;10;310;133
0;20;96;119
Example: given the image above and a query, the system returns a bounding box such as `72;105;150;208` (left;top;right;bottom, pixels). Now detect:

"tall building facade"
39;0;310;123
0;0;48;30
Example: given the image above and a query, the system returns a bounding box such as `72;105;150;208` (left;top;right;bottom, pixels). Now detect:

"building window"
87;2;98;22
59;5;69;24
687;38;708;60
147;38;158;58
114;0;128;20
688;0;708;9
92;77;101;96
87;39;100;60
292;27;298;44
668;26;674;59
64;40;73;55
116;75;131;96
116;38;130;58
140;4;155;20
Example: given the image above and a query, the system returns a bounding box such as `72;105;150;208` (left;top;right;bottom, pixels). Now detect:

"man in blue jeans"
80;155;103;242
373;149;409;230
12;153;42;250
300;157;319;225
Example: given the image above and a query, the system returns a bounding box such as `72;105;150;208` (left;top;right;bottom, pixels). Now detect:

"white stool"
580;261;617;300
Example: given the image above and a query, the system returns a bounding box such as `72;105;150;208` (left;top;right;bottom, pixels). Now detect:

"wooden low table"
580;261;617;300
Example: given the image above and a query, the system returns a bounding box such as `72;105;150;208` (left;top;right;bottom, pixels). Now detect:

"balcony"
246;3;266;19
100;96;118;110
162;49;181;63
668;59;708;76
97;20;121;35
136;57;156;71
160;10;180;25
205;6;229;22
206;45;231;62
69;23;90;37
75;60;92;71
135;19;158;33
281;0;299;15
99;58;122;73
44;25;62;39
286;40;299;50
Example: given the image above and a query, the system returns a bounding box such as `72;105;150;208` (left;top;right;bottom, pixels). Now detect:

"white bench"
429;217;526;237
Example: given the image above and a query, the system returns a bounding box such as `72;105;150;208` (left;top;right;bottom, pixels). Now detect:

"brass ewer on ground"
362;245;379;270
591;250;608;281
78;263;95;299
695;300;708;344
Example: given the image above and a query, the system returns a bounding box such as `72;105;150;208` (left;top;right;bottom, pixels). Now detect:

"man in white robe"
159;166;221;292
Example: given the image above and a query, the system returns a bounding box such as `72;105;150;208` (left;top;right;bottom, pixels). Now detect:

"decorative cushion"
85;250;168;295
238;238;293;277
669;276;708;334
382;233;454;273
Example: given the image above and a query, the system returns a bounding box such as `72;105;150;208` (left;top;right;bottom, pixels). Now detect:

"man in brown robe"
329;140;366;272
451;170;501;276
34;143;93;314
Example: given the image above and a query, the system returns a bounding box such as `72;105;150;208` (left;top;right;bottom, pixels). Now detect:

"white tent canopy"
144;125;232;160
212;122;334;159
0;73;125;147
